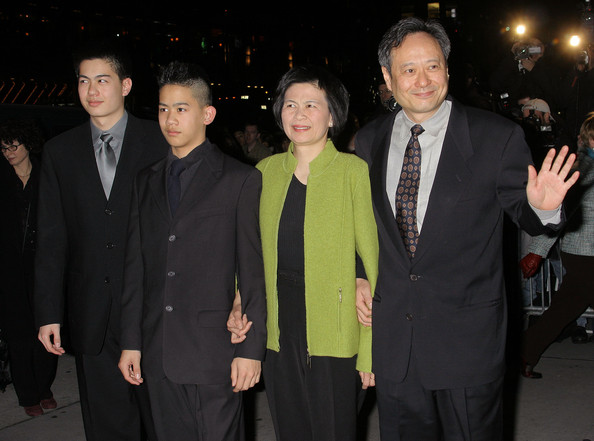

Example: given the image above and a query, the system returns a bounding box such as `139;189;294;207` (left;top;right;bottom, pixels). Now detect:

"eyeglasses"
1;143;21;153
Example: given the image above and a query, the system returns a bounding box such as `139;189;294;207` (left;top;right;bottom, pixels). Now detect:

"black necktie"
168;159;186;216
98;133;116;197
396;124;424;258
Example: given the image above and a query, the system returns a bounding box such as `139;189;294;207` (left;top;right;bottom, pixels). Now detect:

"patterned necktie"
396;124;424;258
97;133;116;198
168;158;186;216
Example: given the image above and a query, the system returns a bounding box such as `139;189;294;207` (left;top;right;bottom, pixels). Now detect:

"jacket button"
405;313;413;321
167;271;175;277
106;242;115;249
165;305;173;312
168;235;176;242
409;274;418;281
104;277;110;284
104;209;114;215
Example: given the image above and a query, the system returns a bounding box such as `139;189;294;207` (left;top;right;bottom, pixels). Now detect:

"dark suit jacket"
120;140;266;385
34;114;169;355
355;99;556;390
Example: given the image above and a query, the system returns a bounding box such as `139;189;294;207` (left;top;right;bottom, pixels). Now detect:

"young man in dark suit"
118;61;266;441
354;17;579;440
35;42;168;440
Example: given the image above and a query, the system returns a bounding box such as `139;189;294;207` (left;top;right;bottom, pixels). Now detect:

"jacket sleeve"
235;169;267;361
34;144;67;328
353;164;379;373
119;177;144;351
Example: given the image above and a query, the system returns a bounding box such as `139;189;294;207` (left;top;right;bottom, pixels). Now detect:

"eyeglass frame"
1;143;22;153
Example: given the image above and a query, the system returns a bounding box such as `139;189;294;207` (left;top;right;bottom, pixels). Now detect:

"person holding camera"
520;98;573;166
490;37;559;118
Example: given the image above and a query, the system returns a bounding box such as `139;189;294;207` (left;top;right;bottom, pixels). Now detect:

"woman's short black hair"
272;65;350;139
0;119;45;153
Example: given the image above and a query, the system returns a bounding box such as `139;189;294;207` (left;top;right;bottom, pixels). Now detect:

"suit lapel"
148;159;170;221
413;101;474;263
110;115;144;205
172;143;224;222
369;113;410;263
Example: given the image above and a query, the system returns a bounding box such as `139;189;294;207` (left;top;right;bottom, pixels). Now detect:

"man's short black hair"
73;38;133;81
157;61;212;106
378;17;451;72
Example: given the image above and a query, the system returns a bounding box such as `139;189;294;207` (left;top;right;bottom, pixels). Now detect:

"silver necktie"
97;133;116;198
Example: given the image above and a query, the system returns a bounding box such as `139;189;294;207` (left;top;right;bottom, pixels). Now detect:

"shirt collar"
167;138;213;169
282;139;339;176
91;111;128;149
397;100;451;139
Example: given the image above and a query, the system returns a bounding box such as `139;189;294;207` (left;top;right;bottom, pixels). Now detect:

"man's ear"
204;106;217;125
381;66;393;92
122;78;133;97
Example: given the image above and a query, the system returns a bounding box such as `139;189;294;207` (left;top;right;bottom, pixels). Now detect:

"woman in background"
0;119;58;416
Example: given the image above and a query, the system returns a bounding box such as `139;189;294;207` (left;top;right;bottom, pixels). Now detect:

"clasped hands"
227;289;375;389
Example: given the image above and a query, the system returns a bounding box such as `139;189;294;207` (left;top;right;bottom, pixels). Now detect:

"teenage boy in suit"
118;61;266;441
35;42;168;440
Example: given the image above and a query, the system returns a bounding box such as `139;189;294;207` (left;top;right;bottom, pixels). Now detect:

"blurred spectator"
458;63;493;111
519;98;573;166
209;125;250;164
377;81;394;112
260;130;277;154
490;37;559;118
334;112;360;153
363;81;395;125
233;128;245;147
242;121;272;165
520;112;594;379
0;119;58;417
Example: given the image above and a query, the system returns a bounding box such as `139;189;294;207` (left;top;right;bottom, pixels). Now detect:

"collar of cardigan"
282;139;339;177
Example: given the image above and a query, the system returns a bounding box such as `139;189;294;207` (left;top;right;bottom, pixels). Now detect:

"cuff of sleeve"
529;203;562;225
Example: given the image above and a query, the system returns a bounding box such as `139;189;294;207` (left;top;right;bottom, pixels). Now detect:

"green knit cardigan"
256;140;378;372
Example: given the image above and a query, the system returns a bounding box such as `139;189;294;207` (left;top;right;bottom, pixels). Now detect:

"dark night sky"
1;1;591;129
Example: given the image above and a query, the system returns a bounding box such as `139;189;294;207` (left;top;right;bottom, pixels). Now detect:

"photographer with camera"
520;98;573;166
490;37;559;119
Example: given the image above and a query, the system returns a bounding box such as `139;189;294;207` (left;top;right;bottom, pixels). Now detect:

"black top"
277;174;307;276
0;155;41;336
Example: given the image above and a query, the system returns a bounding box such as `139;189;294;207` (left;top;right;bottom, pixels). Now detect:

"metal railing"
523;257;594;319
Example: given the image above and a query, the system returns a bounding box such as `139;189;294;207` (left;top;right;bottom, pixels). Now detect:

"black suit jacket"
120;140;266;385
34;114;169;355
355;99;556;389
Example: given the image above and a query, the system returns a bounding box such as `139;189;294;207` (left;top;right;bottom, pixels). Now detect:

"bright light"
516;24;526;35
570;35;581;47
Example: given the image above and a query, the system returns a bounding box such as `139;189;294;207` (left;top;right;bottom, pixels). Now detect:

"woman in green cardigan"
230;65;378;441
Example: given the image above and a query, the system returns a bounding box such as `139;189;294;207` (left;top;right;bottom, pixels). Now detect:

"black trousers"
8;328;57;407
264;271;360;441
144;373;244;441
522;252;594;366
75;325;156;441
376;348;503;441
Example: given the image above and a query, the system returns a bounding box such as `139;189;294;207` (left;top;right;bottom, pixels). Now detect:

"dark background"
0;0;591;134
